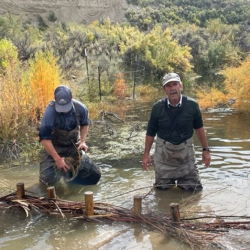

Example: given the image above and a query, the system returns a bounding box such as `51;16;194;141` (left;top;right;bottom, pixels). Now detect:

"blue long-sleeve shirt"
39;99;90;140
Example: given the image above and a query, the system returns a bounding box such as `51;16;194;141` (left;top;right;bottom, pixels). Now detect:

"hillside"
1;0;250;27
0;0;129;24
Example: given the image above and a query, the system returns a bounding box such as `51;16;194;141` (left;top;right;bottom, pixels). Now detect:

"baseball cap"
162;73;181;86
54;85;73;113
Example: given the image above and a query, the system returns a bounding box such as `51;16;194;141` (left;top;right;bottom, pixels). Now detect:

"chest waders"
39;101;101;186
152;97;202;192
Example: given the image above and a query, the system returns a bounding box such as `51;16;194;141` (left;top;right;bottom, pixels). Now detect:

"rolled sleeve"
79;105;90;126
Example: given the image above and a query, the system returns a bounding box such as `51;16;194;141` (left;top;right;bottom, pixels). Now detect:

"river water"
1;101;250;250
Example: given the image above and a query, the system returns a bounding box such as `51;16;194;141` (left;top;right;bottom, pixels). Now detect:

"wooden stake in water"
16;183;25;199
133;195;142;215
84;191;94;216
170;203;180;222
47;187;56;199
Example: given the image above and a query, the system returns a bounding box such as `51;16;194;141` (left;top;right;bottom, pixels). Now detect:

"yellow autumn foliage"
28;50;60;118
196;87;228;109
0;38;18;71
221;58;250;112
0;40;32;142
0;41;62;149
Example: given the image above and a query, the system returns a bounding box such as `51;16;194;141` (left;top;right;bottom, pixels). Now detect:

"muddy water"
1;103;250;250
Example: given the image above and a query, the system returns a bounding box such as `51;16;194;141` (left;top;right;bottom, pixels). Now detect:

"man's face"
163;81;182;103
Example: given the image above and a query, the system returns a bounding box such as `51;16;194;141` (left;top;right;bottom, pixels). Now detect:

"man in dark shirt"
142;73;211;192
39;85;90;185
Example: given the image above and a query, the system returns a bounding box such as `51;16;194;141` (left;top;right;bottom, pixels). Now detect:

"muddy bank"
87;102;150;161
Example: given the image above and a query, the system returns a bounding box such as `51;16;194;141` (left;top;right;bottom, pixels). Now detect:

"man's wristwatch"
202;148;210;152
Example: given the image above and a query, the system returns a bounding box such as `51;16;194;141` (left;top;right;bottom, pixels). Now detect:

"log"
85;191;94;216
47;187;56;199
16;183;25;199
133;195;142;215
170;203;180;223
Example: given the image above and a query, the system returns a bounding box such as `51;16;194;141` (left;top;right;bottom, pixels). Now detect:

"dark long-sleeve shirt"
146;96;203;145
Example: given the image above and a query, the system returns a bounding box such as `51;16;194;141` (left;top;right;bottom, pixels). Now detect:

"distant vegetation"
125;0;250;109
126;0;250;27
0;0;250;157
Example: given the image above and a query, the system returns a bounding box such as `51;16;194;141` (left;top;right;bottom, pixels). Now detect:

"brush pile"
1;191;250;250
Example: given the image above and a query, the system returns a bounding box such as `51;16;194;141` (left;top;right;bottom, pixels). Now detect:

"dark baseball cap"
54;85;73;113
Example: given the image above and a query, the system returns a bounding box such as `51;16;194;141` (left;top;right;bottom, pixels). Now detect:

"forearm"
143;135;154;155
195;127;211;167
41;139;60;161
142;135;154;170
80;125;89;143
195;127;209;148
41;139;70;171
77;125;89;151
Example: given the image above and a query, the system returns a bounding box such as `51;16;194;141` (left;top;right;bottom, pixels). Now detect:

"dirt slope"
0;0;129;23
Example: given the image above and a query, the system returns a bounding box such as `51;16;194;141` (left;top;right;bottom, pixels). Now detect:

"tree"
28;50;60;117
0;38;18;72
0;39;33;151
221;57;250;112
128;25;192;76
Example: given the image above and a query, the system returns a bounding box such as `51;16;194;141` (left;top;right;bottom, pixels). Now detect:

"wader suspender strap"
164;95;187;136
74;101;80;126
54;100;80;128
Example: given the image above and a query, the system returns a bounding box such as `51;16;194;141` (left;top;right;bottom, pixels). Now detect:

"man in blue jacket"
142;73;211;192
39;85;90;185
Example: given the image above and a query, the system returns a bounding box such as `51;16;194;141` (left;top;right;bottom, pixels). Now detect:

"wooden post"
132;55;138;99
84;191;94;216
133;195;142;215
16;183;25;199
98;66;102;101
170;203;180;223
47;187;56;199
84;48;89;85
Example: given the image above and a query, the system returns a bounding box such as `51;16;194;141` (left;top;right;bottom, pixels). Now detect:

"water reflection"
1;110;250;249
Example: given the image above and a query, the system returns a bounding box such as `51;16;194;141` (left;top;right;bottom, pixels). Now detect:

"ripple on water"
1;109;250;250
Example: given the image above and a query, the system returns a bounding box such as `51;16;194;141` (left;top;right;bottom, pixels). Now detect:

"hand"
202;151;211;167
55;157;70;172
76;141;88;152
142;154;151;171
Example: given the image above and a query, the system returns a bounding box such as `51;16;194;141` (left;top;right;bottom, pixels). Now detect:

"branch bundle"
1;192;249;250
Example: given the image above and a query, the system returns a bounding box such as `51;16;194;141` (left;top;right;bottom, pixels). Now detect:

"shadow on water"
1;106;250;249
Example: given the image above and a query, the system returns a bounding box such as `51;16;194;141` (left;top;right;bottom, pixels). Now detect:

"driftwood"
1;191;250;250
91;110;125;137
99;110;125;123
